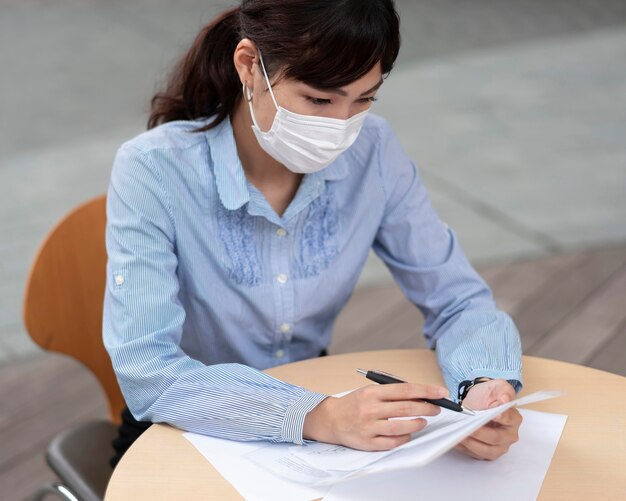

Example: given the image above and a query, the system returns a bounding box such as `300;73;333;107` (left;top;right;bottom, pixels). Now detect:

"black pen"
357;368;475;416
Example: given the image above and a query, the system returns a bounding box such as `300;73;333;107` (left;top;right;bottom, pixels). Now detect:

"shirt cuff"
281;391;329;445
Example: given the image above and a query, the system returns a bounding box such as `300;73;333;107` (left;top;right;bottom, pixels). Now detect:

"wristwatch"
457;377;493;404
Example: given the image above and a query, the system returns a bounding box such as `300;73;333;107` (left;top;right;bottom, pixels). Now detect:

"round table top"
105;349;626;500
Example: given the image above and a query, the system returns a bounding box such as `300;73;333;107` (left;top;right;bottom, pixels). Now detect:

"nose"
328;108;352;120
333;106;366;121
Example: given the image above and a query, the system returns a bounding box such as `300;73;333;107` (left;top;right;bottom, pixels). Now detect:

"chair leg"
25;482;80;501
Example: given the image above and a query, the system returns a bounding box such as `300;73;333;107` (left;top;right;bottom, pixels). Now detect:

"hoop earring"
243;82;253;103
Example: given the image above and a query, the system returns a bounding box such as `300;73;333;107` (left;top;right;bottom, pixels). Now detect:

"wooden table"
105;349;626;500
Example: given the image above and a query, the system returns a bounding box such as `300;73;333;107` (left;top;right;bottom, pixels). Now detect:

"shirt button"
275;349;284;358
277;273;288;284
276;228;287;237
280;323;291;333
114;275;125;286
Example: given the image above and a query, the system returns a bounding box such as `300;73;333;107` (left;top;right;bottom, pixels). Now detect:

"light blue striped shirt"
103;113;523;445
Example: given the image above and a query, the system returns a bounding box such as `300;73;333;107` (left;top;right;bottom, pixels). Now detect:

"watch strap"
457;376;493;403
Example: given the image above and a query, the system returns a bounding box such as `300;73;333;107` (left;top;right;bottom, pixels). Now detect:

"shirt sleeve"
371;121;523;398
102;144;327;443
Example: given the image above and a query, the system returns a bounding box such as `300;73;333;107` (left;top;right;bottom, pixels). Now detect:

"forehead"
294;62;384;94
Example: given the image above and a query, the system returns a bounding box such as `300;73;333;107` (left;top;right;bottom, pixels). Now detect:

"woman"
104;0;523;466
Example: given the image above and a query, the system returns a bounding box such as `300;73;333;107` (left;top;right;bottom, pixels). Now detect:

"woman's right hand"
303;383;448;451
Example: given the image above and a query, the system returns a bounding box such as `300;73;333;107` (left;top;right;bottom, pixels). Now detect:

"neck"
230;96;304;217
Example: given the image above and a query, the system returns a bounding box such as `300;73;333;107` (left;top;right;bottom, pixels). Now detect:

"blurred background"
1;0;625;498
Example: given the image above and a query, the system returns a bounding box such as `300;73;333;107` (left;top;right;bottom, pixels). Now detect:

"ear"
233;38;259;91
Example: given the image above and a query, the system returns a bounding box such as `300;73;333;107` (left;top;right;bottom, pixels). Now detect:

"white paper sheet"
324;409;568;501
181;434;329;500
183;390;565;500
246;390;563;484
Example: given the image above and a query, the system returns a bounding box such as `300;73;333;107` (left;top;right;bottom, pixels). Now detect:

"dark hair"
148;0;401;131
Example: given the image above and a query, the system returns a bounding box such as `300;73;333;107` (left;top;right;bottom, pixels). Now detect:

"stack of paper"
184;390;566;500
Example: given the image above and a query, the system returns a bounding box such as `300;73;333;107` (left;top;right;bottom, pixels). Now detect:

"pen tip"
356;368;367;376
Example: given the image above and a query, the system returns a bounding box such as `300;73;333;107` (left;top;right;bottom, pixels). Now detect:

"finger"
488;409;512;425
374;417;427;438
469;424;515;446
491;408;523;427
378;400;441;419
454;442;484;460
461;436;510;461
491;384;515;406
374;382;449;401
486;396;503;409
365;433;414;451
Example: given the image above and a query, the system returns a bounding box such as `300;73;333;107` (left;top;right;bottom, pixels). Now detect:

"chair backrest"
23;195;123;424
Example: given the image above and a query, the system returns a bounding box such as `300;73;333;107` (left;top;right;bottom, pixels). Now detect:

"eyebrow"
310;78;384;97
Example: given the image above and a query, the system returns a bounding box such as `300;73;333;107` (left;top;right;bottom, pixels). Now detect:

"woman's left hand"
454;378;522;461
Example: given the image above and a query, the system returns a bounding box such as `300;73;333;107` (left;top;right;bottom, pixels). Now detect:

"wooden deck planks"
329;283;408;353
511;247;626;352
482;253;586;317
1;355;91;431
378;301;427;350
0;450;58;501
330;293;426;355
532;263;626;364
587;318;626;377
0;355;108;501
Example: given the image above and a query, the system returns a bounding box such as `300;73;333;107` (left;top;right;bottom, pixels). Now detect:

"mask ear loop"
257;51;280;111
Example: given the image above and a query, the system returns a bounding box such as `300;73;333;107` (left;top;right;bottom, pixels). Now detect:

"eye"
305;96;332;105
359;96;378;104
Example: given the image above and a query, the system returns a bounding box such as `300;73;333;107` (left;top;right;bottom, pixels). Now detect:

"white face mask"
245;55;370;174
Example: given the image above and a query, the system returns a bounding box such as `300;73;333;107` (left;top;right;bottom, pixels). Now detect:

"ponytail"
147;7;242;131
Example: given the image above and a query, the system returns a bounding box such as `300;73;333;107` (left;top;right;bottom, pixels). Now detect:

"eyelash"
305;96;378;106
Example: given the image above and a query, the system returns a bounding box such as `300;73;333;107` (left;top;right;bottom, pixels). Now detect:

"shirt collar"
208;116;350;212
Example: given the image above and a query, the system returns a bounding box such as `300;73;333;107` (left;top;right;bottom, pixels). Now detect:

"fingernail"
439;387;448;397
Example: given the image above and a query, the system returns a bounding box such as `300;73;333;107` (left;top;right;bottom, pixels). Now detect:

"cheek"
252;93;278;132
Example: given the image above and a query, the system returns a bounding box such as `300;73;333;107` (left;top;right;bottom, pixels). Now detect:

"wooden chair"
23;195;124;501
